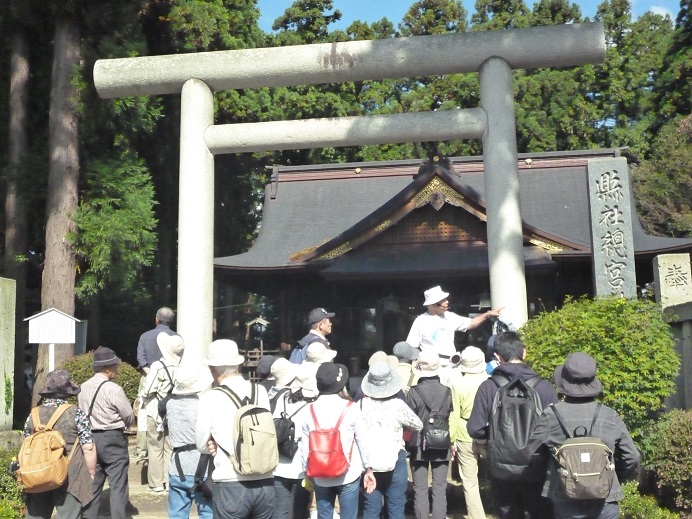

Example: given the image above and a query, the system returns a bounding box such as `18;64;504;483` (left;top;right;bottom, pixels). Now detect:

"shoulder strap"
161;362;173;385
309;403;321;429
525;375;542;388
587;403;603;436
491;374;510;388
415;386;449;415
45;403;74;429
214;386;243;408
289;402;309;420
271;388;290;413
88;380;110;419
215;383;257;409
550;403;572;439
551;402;603;439
334;401;353;429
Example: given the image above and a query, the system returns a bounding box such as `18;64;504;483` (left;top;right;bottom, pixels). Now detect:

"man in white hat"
406;286;502;367
196;339;274;519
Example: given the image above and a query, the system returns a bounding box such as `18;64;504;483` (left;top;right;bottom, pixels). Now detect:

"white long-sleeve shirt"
196;375;271;482
301;394;370;487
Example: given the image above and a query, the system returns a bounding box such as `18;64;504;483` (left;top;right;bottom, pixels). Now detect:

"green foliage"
520;296;679;437
68;154;158;301
0;449;24;519
639;409;692;513
61;352;140;402
619;481;679;518
169;0;264;51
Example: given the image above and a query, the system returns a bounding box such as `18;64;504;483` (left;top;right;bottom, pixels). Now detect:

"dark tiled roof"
215;150;692;271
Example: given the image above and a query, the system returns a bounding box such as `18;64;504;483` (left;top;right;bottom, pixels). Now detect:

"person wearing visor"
406;286;502;367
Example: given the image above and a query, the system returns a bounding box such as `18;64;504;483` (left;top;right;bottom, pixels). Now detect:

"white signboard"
25;308;79;344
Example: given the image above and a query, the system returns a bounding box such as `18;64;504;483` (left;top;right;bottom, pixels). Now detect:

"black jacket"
467;362;558;439
405;376;453;462
529;398;640;502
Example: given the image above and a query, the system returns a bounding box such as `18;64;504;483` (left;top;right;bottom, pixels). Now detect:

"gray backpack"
551;403;615;500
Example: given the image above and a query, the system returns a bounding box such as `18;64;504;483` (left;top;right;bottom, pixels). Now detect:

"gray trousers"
82;429;130;519
410;459;449;519
25;486;83;519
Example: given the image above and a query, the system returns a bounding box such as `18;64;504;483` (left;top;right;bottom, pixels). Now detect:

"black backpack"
411;386;451;452
270;389;308;459
488;374;545;481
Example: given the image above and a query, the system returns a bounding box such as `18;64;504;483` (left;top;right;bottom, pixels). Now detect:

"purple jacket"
467;362;558;439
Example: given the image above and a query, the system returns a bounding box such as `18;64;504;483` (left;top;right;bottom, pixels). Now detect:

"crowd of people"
21;287;640;519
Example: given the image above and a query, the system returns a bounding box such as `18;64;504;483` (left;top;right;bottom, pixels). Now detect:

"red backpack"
306;401;353;478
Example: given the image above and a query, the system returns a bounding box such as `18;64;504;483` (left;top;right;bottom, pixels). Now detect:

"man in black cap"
530;352;639;519
289;307;335;364
80;347;135;519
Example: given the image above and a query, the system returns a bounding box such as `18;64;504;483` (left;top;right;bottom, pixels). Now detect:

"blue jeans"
213;479;275;519
273;476;311;519
168;474;213;519
363;450;408;519
314;477;361;519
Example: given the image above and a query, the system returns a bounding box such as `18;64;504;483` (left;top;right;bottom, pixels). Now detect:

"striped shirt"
78;373;134;430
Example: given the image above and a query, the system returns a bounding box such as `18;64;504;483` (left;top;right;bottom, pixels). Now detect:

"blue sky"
257;0;679;32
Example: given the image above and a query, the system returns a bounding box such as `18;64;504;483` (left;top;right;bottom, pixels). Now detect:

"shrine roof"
215;149;692;272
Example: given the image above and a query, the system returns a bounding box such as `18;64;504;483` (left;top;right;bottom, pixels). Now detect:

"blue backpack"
288;335;328;364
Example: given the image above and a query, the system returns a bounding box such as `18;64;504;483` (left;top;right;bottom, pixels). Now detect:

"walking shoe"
149;486;167;495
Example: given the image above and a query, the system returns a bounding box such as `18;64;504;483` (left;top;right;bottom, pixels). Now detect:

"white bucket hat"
415;350;441;377
271;358;298;387
458;346;487;374
157;333;185;366
172;362;213;395
204;339;245;367
306;342;337;364
423;286;449;306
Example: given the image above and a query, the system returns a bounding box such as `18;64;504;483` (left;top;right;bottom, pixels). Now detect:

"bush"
0;449;24;519
520;296;679;438
61;352;141;402
619;481;679;518
639;409;692;513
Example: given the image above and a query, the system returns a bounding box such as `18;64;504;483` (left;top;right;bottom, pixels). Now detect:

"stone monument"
587;157;637;298
654;253;692;409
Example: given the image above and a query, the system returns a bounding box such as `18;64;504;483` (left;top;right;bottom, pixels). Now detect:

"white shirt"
300;394;370;487
196;375;271;482
270;388;312;480
406;311;472;360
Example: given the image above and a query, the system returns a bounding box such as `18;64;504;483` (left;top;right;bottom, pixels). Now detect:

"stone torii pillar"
94;23;605;354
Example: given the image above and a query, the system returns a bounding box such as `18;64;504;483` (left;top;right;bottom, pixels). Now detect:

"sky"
257;0;679;32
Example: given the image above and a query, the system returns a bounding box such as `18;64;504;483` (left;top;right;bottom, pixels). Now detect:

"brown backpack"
17;403;78;493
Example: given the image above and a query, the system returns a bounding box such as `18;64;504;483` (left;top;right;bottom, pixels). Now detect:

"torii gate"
94;23;605;355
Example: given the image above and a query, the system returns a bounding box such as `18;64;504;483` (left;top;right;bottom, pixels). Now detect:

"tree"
632;115;692;237
652;0;691;131
35;4;82;403
471;0;532;29
5;0;31;419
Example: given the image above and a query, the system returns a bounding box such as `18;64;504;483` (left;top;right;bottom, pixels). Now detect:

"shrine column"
480;57;528;326
178;78;214;355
